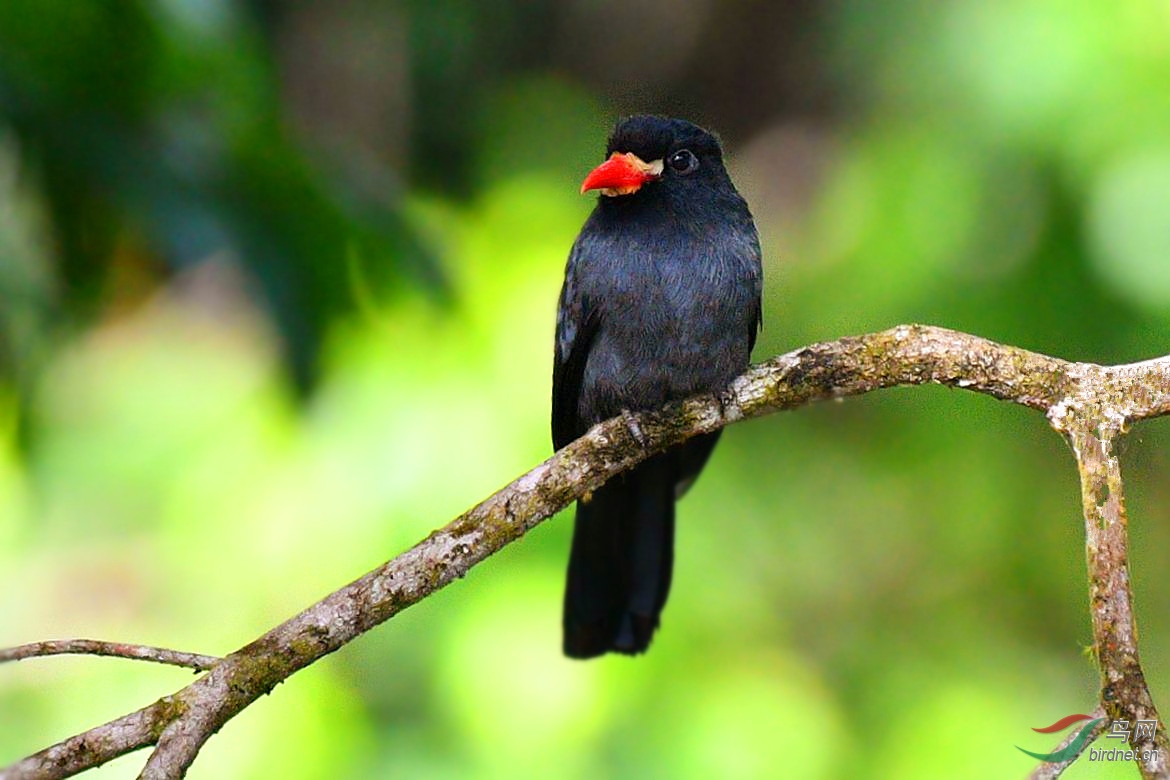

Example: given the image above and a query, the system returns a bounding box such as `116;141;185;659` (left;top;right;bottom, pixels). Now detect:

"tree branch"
0;640;220;673
2;324;1168;779
0;703;176;780
1027;706;1107;780
1055;421;1170;777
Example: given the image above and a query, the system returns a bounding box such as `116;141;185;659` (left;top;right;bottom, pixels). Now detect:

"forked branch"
2;324;1168;779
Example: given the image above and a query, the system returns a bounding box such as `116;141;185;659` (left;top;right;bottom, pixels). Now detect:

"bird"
553;115;763;658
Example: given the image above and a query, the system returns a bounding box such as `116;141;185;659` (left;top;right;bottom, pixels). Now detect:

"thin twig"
1055;420;1170;777
1;325;1167;779
1027;706;1107;780
0;640;220;672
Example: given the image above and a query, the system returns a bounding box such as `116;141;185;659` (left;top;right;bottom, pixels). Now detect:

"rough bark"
2;325;1168;779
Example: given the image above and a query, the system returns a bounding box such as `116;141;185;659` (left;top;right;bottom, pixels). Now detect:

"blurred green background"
2;1;1170;778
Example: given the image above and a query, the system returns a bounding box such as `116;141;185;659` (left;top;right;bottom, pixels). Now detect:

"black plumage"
553;115;762;658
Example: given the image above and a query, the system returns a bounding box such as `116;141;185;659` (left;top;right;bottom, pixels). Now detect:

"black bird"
553;116;763;658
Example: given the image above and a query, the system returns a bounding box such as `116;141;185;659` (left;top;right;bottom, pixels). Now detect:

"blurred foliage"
0;0;438;399
3;1;1170;778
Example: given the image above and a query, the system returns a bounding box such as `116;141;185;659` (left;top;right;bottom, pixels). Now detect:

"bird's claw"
715;387;734;420
621;409;649;449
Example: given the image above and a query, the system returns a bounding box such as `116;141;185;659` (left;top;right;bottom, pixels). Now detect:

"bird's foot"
715;387;734;421
620;409;649;449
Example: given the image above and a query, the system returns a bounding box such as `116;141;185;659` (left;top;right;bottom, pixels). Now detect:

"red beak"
580;152;661;196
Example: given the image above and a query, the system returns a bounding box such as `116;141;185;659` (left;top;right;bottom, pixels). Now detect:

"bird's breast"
579;238;758;423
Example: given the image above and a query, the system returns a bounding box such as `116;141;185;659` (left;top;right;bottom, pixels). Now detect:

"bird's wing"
552;243;599;451
746;238;764;356
748;298;762;355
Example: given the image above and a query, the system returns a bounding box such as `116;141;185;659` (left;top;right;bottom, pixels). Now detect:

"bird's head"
580;115;728;199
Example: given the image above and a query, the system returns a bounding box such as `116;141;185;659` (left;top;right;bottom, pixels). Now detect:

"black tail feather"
563;456;675;659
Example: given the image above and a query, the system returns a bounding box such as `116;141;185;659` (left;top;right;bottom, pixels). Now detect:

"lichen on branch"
3;324;1169;780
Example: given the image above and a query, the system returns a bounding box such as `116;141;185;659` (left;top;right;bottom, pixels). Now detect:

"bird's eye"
668;149;699;175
